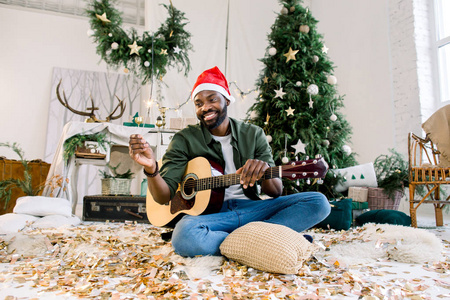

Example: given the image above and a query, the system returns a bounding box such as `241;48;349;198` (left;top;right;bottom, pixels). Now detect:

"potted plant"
63;132;110;163
373;148;409;199
368;148;409;210
99;162;134;195
0;143;60;212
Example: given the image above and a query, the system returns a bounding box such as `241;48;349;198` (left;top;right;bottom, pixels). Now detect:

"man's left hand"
236;159;270;189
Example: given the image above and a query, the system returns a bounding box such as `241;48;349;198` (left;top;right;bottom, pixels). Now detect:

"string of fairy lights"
144;81;259;116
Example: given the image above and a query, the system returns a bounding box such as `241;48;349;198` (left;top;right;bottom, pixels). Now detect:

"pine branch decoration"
86;0;193;84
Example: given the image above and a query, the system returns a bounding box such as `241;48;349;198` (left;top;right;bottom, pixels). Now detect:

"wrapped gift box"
348;187;368;202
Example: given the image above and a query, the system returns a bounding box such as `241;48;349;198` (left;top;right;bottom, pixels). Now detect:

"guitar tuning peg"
318;178;324;184
306;156;310;160
306;179;311;185
315;154;322;158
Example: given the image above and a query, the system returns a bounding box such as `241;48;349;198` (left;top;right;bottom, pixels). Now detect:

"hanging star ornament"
292;139;306;155
160;49;168;55
263;76;269;84
96;13;111;23
285;106;295;116
322;44;329;54
283;47;299;62
128;41;142;55
309;98;314;108
173;46;181;54
274;87;287;99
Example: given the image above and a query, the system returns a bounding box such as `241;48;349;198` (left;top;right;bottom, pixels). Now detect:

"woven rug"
0;222;449;299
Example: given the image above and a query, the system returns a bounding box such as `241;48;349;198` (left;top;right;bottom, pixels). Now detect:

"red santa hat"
191;66;235;103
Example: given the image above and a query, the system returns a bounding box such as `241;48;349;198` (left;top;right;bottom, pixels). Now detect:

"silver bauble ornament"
111;42;119;50
249;110;259;119
312;55;319;63
281;7;289;15
306;84;319;95
268;47;277;56
282;156;289;164
144;61;150;67
266;135;272;143
322;140;330;147
327;75;338;85
342;145;352;155
108;33;113;37
330;114;337;121
295;81;302;87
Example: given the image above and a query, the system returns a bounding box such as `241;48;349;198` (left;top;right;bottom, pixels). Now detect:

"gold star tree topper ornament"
128;41;142;55
96;13;111;23
283;47;299;62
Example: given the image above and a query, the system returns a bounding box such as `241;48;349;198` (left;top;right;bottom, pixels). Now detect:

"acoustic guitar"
146;156;328;227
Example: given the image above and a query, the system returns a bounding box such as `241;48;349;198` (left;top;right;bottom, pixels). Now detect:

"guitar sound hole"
183;177;196;198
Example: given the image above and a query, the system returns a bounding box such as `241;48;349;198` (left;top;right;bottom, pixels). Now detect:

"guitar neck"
196;167;280;191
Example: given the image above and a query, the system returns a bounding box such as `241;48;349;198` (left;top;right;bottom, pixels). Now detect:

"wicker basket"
367;187;402;210
101;178;132;195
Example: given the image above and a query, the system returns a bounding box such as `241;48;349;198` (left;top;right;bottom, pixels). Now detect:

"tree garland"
86;0;193;84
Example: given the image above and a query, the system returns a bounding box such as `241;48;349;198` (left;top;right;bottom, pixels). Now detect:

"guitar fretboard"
195;167;281;191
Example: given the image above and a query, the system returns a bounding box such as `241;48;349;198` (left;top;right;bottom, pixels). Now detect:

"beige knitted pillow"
219;222;318;274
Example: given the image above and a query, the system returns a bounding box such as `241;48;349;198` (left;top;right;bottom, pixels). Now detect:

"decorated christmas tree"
247;0;357;198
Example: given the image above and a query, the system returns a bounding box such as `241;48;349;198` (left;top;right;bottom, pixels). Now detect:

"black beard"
199;104;227;130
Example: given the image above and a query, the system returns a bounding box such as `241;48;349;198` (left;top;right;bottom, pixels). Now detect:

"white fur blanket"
314;223;444;267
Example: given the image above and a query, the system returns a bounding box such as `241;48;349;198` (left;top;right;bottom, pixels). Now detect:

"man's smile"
203;111;218;121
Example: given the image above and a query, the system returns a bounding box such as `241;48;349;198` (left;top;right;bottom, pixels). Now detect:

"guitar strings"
181;161;321;190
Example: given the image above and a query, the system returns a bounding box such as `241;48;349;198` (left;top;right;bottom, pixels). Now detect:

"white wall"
0;6;109;161
310;0;395;163
0;0;427;167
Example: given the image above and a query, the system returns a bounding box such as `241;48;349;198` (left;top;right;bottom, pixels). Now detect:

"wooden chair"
408;132;450;227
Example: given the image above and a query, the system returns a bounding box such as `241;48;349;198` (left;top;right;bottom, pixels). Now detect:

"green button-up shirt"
159;117;275;200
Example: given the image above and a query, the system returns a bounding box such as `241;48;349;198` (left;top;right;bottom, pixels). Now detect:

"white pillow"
32;215;81;229
0;213;39;234
13;196;72;217
220;222;318;274
333;162;378;192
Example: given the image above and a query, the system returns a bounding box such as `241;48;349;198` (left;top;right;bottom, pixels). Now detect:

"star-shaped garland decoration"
283;47;299;63
173;46;181;54
128;41;142;55
322;44;329;54
285;106;295;116
308;98;314;108
291;139;306;155
96;13;111;23
274;87;287;99
160;49;168;55
263;76;269;84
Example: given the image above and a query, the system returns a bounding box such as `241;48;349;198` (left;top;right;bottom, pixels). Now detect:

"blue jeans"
171;192;330;257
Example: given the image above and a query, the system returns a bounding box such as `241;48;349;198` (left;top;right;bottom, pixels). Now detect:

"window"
434;0;450;103
0;0;145;26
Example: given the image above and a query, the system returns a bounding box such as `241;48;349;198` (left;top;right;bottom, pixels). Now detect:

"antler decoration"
56;79;126;123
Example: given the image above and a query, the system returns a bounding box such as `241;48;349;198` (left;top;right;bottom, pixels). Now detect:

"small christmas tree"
247;0;357;198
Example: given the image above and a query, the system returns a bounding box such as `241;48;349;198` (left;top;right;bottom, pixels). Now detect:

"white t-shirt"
212;134;250;201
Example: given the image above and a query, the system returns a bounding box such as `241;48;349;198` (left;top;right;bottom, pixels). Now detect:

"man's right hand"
129;134;157;173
